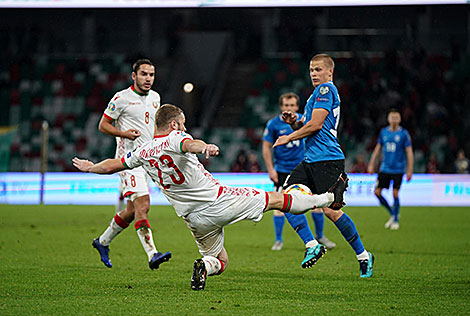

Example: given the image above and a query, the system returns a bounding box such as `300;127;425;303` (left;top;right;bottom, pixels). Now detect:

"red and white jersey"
103;85;161;158
122;130;221;217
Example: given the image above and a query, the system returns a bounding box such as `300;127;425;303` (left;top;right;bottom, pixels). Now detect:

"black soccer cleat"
149;251;172;270
328;172;349;210
191;259;207;291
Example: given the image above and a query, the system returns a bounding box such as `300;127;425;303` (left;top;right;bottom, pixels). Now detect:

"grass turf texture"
1;205;469;315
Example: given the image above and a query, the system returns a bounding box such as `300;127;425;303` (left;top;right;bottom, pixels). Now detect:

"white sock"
288;192;333;215
136;226;158;260
202;256;222;276
305;239;319;248
357;250;369;261
99;217;127;246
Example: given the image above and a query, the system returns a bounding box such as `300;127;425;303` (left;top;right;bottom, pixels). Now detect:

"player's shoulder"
266;115;281;127
316;82;336;95
170;130;193;139
112;87;133;103
148;90;161;99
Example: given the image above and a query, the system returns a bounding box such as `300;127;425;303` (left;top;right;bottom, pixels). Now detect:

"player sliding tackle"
73;104;347;291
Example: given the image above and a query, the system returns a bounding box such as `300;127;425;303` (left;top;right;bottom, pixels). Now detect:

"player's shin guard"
202;256;224;276
334;213;365;255
377;195;393;215
285;213;315;245
273;215;285;242
99;214;129;246
393;197;400;221
135;219;158;260
282;192;332;215
311;212;325;239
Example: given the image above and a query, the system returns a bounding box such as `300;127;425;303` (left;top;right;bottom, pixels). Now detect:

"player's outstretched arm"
72;157;126;174
182;139;220;159
262;140;278;183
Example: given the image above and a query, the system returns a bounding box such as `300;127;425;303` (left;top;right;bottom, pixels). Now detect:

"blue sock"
334;213;365;255
273;215;285;242
377;195;393;215
311;212;324;239
393;197;400;222
285;213;314;245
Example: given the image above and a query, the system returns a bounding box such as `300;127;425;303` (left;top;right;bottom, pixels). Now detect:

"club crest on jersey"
395;135;401;142
153;101;159;109
319;86;330;95
108;103;116;111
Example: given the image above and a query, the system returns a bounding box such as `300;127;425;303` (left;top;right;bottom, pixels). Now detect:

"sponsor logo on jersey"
395;135;401;142
316;97;329;102
153;101;159;109
319;86;330;95
128;102;139;105
108;103;116;111
280;129;289;134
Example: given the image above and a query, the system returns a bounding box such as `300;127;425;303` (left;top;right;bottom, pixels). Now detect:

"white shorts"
183;186;268;257
119;166;150;201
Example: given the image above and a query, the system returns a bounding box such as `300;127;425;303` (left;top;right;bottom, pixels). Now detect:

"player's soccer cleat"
390;221;400;230
328;172;349;210
149;251;172;270
301;244;326;268
271;240;283;251
92;238;112;268
384;216;394;229
317;236;336;249
359;251;374;278
191;259;207;291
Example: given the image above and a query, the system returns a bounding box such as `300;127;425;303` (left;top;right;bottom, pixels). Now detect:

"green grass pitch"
1;205;469;315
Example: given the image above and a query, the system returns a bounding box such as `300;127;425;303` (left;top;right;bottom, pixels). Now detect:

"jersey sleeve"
262;120;275;143
313;84;334;112
404;130;412;147
121;146;144;169
103;93;124;121
377;129;385;146
169;131;194;153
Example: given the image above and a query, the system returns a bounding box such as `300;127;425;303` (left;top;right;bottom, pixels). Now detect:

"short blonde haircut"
311;54;335;69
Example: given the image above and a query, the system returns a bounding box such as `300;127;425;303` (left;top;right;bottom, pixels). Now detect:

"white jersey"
122;130;221;217
103;85;161;158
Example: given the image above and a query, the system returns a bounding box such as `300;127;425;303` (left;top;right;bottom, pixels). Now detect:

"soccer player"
263;92;336;251
274;53;374;278
93;59;171;270
367;109;414;230
72;104;347;290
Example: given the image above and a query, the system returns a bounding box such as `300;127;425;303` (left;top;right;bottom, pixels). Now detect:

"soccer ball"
284;183;312;195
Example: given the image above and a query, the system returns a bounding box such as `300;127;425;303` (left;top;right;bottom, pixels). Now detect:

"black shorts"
377;172;404;190
283;160;344;195
274;172;290;192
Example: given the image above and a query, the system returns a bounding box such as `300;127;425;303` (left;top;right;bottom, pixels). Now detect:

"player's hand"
268;169;278;183
122;129;141;140
202;144;220;159
281;111;298;124
406;171;412;182
72;157;94;172
273;135;290;148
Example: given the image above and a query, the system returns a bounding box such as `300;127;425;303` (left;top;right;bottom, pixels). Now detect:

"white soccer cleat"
317;236;336;249
390;222;400;230
384;216;395;229
271;240;283;251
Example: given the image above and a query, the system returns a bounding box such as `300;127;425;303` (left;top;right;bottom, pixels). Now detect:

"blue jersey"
377;126;412;173
304;81;345;163
263;114;304;173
